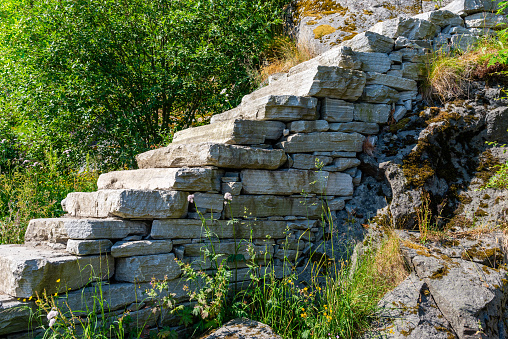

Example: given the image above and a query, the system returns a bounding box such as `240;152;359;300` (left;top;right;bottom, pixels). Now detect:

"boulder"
62;190;189;219
97;167;223;192
115;253;181;283
25;218;148;243
278;132;365;153
209;95;318;124
172;120;285;145
0;245;114;298
241;66;366;104
136;143;287;170
240;169;354;196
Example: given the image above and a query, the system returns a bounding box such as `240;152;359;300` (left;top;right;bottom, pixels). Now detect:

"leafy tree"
0;0;286;169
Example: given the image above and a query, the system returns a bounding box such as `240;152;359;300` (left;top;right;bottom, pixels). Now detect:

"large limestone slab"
25;218;148;244
172;120;285;145
66;239;113;255
97;167;223;192
210;95;318;124
136;142;287;170
321;98;354;122
369;17;439;40
356;52;391;73
240;169;354;196
62;190;188;219
278;132;365;153
241;66;366;104
224;195;325;219
0;245;114;298
443;0;503;16
413;9;464;27
111;240;173;258
341;31;394;53
287;46;361;76
365;72;417;91
115;253;181;283
464;12;508;30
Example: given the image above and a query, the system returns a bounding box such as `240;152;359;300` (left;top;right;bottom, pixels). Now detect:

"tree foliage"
0;0;286;169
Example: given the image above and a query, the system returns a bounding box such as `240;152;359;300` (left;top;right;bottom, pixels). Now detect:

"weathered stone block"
332;158;361;171
62;190;188;219
0;295;33;335
115;253;181;283
66;239;113;256
221;182;242;196
172;120;285;145
111;240;173;258
287;46;362;76
136;143;287;170
223;195;325;218
151;219;290;239
240;169;354;196
369;17;439;40
291;154;333;170
402;62;424;80
361;85;399;104
443;0;503;16
193;193;224;213
183;242;271;259
365;72;417;91
0;245;114;298
97;167;223;192
413;9;464;27
464;12;508;30
25;218;148;243
341;31;394;53
354;103;391;123
288;120;329;133
355;52;391;73
210;95;318;124
328;122;379;134
321;98;354;122
241;66;366;103
278;132;365;153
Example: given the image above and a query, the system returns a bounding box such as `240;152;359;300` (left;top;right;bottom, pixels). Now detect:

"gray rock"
356;52;392;73
209;95;318;123
321;98;354;122
369;17;439;40
288;46;362;76
66;239;113;255
291;154;333;170
394;36;433;50
333;158;361;171
365;72;418;91
450;33;478;50
62;190;189;219
200;318;281;339
288;120;329;133
193;193;224;214
221;182;242;196
0;296;33;336
329;122;380;134
240;169;353;196
402;62;424;80
465;12;508;30
182;242;270;259
442;0;503;17
136;142;287;170
0;245;114;298
393;105;408;121
111;240;173;258
25;218;148;243
354;103;391;123
115;253;181;283
486;106;508;143
172;120;285;145
413;9;464;27
279;132;365;153
341;31;394;53
361;85;400;104
97;167;223;192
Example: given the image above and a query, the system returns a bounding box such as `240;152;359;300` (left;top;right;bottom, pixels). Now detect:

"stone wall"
0;0;505;336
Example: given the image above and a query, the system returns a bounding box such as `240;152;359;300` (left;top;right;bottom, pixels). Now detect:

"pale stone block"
66;239;112;255
341;31;394;53
172;120;285;145
288;46;362;76
136;142;287;170
97;167;223;192
279;132;365;153
355;52;391;73
182;242;271;259
354;103;391;123
413;10;464;27
321;98;354;122
369;17;439;40
111;240;173;258
151;219;289;239
193;193;224;213
240;169;353;196
328;122;379;134
0;245;114;298
241;66;366;104
25;218;148;243
222;182;242;196
451;34;479;51
365;72;417;91
443;0;503;16
333;158;361;171
62;190;188;219
328;198;346;211
288;120;329;133
361;85;400;104
291;154;333;170
210;95;318;124
115;253;181;283
393;105;408;121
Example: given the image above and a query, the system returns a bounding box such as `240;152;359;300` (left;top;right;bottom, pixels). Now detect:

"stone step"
209;95;318;124
62;190;189;219
136;142;287;170
0;245;114;299
97;167;223;192
25;218;149;245
278;132;365;153
172;120;285;146
240;65;366;105
240;169;353;196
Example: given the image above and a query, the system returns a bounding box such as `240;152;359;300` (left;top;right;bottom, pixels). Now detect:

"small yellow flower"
23;299;26;302
301;312;307;318
56;279;60;283
54;293;58;297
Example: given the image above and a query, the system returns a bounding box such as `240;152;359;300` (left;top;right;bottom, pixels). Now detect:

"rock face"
199;318;282;339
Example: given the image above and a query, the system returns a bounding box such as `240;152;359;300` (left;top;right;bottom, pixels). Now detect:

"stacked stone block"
0;0;503;336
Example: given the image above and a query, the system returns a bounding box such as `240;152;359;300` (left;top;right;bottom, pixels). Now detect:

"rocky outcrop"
199;318;281;339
